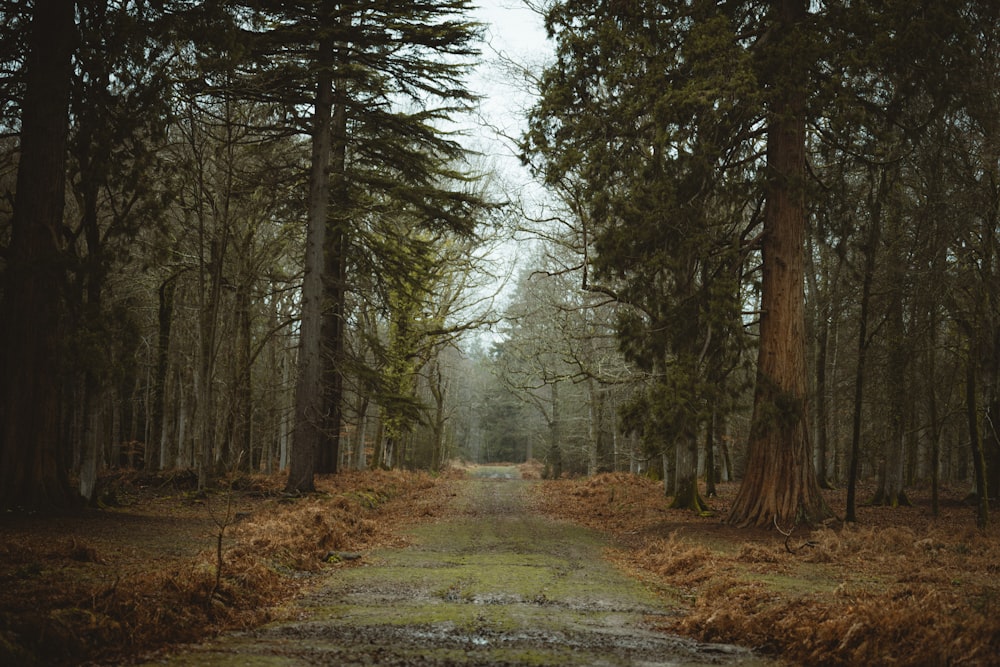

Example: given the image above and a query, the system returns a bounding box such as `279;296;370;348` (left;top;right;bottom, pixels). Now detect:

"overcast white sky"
465;0;552;179
449;1;554;325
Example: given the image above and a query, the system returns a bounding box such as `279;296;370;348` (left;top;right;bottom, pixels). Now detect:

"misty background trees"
1;0;998;529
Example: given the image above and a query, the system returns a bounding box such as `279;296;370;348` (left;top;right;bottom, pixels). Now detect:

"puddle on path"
144;466;770;666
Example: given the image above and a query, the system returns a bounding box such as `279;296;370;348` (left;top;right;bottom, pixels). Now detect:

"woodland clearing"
0;464;996;665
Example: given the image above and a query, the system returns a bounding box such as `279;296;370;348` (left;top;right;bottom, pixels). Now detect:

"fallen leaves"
533;473;1000;666
0;468;452;666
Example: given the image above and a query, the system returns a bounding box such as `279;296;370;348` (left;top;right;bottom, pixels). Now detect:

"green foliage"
525;0;756;451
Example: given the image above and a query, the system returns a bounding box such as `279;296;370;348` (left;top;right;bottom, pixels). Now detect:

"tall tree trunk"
872;233;910;507
728;0;830;528
547;381;563;479
429;358;448;472
175;365;190;467
318;86;349;475
196;233;226;488
927;307;941;515
806;233;836;489
705;411;718;497
586;377;598;476
228;279;253;471
965;352;990;529
846;166;886;522
718;416;734;482
813;315;833;488
0;0;76;509
287;39;335;493
152;276;177;471
352;394;370;471
77;147;107;502
670;429;707;513
371;414;385;470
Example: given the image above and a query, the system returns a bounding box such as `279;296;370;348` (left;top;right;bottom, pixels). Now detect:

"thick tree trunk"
227;279;253;472
719;416;733;482
429;358;448;471
813;292;833;489
586;377;599;476
196;236;225;489
872;179;911;507
927;309;942;515
727;0;831;528
670;430;708;513
846;166;887;521
78;381;102;503
287;39;335;493
0;0;76;509
371;415;385;469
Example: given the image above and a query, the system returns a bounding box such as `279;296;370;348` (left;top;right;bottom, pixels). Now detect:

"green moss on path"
143;467;769;666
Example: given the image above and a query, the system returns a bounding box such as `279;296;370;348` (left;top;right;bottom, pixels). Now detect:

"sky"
458;1;556;330
466;0;552;187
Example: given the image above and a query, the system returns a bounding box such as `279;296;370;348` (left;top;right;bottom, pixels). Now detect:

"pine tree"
200;1;484;490
526;0;761;514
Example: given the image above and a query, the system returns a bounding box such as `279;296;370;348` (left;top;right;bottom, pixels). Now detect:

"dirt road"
144;467;766;666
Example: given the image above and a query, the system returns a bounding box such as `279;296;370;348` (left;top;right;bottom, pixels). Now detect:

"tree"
211;1;484;490
492;243;635;476
0;0;76;509
523;0;777;517
726;0;832;528
287;38;334;493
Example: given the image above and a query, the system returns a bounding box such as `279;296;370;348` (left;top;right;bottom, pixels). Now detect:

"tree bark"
705;411;718;497
670;430;708;513
871;245;911;507
586;377;599;476
287;39;335;493
0;0;76;509
227;278;253;472
927;308;941;515
151;276;177;471
966;354;990;529
352;394;370;471
807;232;839;490
727;0;831;528
546;381;563;479
845;165;886;522
318;86;349;475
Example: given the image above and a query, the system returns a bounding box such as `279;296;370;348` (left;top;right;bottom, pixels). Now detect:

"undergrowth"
535;473;1000;666
0;469;447;666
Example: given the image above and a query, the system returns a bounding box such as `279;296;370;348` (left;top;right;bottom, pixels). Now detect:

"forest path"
145;466;766;666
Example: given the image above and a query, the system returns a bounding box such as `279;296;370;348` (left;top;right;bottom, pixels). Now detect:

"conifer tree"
526;0;839;524
203;1;484;490
727;0;831;528
526;0;760;514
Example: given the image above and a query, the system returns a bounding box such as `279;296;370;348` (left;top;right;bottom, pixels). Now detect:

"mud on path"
144;466;766;666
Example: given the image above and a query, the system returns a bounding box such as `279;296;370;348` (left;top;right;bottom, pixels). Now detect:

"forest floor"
0;464;996;666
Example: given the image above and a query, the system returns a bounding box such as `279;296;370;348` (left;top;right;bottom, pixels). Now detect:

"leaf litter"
1;465;996;666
